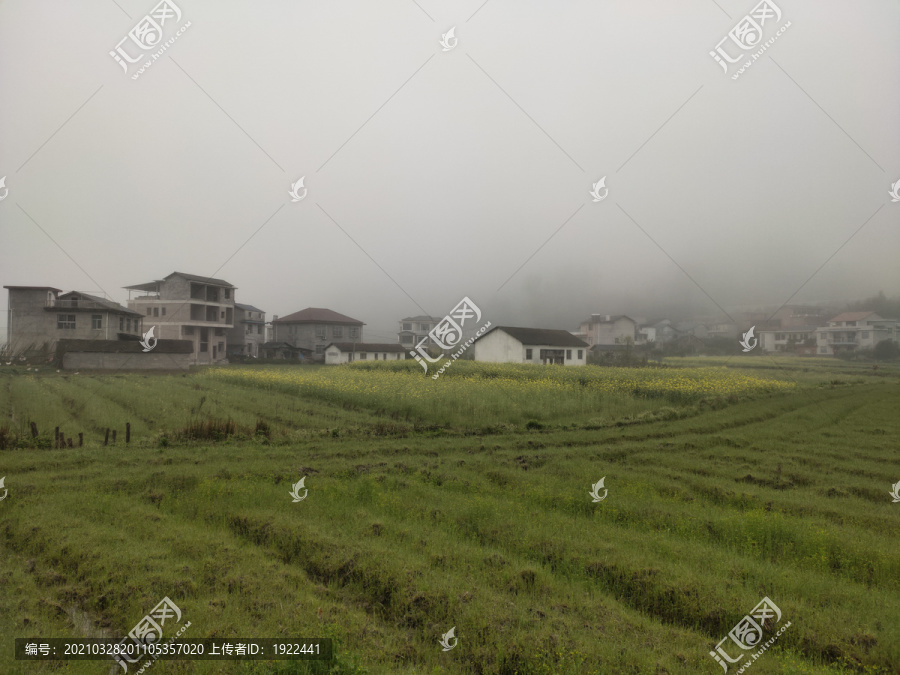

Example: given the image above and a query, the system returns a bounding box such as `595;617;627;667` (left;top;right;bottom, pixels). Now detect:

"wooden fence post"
112;430;117;444
104;429;110;446
30;422;38;438
126;422;131;444
78;433;83;447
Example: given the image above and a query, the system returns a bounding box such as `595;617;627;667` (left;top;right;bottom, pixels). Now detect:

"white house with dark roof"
473;326;588;366
324;342;406;364
272;308;364;360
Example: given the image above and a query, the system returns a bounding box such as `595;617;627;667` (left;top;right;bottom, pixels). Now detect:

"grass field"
0;357;898;674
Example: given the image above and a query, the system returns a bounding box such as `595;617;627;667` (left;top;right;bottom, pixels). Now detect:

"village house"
577;314;638;347
816;312;898;356
4;286;143;357
398;315;443;351
474;326;588;366
226;303;266;358
758;326;818;354
124;272;235;365
272;308;364;361
325;342;406;364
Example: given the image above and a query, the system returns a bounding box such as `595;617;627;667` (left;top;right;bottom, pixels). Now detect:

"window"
221;311;225;319
147;308;152;316
315;344;325;354
420;323;429;331
127;319;132;332
161;307;166;316
119;317;124;331
246;324;251;333
218;342;224;351
256;325;262;334
374;353;379;360
332;326;343;338
403;323;412;331
349;326;359;338
224;289;231;299
862;331;869;339
153;307;159;317
525;348;532;359
182;326;194;336
578;350;583;359
566;349;572;359
400;335;412;345
383;354;387;360
316;325;327;338
360;352;367;359
57;314;76;329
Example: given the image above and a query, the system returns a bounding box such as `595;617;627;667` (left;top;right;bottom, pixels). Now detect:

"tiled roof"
483;326;589;347
274;308;364;325
828;311;876;322
57;291;143;316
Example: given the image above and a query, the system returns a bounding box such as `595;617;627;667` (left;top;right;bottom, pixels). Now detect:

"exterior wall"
127;275;234;364
275;322;362;358
473;331;586;366
759;329;816;353
816;322;898;356
7;289;59;353
63;351;192;370
325;347;404;364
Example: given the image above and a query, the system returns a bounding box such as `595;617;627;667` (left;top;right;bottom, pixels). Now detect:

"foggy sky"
1;0;899;343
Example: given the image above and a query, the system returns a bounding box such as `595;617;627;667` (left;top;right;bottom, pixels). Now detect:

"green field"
1;357;898;674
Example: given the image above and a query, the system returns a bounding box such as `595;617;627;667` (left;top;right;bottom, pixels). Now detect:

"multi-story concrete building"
577;314;637;347
398;315;443;350
124;272;235;364
272;308;364;361
4;286;143;356
227;303;266;358
816;312;898;356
